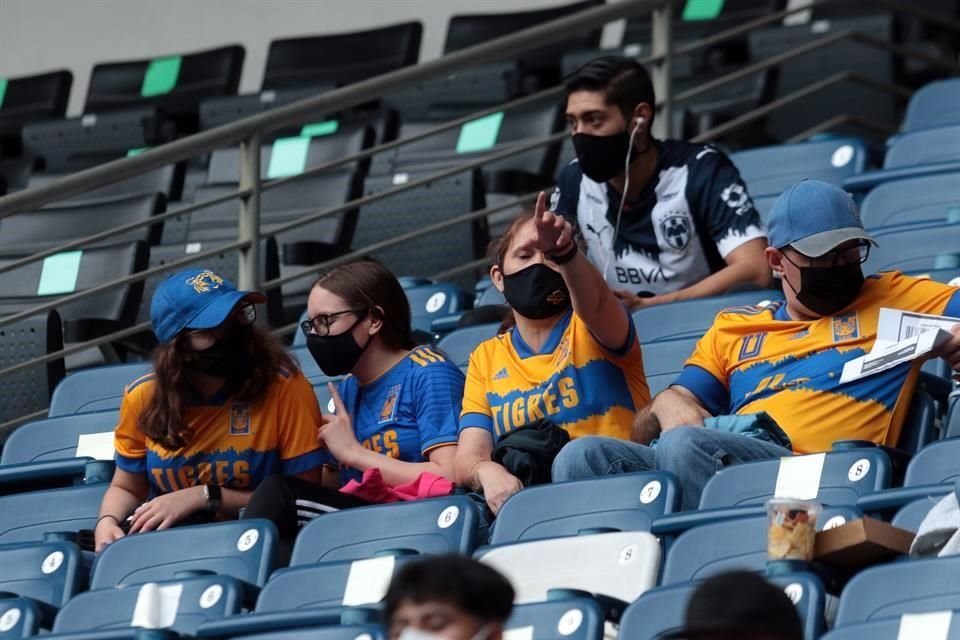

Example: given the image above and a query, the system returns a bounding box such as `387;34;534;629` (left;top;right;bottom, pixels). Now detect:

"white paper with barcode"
839;308;958;384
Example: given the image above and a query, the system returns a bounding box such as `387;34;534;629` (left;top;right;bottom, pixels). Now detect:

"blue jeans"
551;426;792;511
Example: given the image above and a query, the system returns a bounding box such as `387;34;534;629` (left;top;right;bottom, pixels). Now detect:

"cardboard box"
814;517;915;568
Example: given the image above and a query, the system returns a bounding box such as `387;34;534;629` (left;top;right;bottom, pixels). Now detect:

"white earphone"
602;115;645;281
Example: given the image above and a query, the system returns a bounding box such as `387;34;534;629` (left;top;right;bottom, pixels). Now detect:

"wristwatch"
202;483;222;515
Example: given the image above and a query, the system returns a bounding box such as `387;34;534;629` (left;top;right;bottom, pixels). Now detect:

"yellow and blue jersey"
115;368;325;494
324;346;463;485
675;271;960;453
460;309;650;441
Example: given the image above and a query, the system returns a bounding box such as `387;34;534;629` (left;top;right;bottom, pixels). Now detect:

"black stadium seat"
0;191;166;252
263;22;423;91
27;163;185;202
0;312;65;430
0;69;72;158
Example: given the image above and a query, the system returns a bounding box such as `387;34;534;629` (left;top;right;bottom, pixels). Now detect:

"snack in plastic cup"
765;498;822;561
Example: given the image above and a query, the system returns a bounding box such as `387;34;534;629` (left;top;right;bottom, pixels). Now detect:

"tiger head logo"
186;270;224;294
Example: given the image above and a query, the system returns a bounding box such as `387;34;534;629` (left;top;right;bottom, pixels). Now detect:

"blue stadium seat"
90;520;278;589
947;396;960;440
48;363;151;417
864;221;960;274
506;598;604;640
0;542;83;613
196;556;414;638
0;484;106;545
291;496;480;565
859;440;960;517
901;78;960;132
730;138;868;205
476;284;505;307
632;291;781;343
858;173;960;229
835;554;960;626
478;531;661;605
0;598;42;639
891;496;941;533
48;575;244;639
223;624;385;640
0;411;119;493
885;125;960;168
401;280;471;334
639;337;701;396
821;615;960;640
620;572;826;640
659;506;861;585
435;323;500;368
490;472;681;545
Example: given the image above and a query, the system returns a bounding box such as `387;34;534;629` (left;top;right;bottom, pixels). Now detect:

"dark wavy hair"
140;324;297;450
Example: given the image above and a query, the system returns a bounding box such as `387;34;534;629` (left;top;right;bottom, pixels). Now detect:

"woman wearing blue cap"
93;268;326;552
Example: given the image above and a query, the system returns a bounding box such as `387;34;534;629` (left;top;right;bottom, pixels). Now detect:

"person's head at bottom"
662;571;803;640
384;555;514;640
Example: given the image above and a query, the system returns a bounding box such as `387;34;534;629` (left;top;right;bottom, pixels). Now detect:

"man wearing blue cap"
94;268;325;551
553;180;960;509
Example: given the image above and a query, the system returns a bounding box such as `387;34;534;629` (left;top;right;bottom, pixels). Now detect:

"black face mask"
189;324;255;380
306;314;371;376
501;263;571;320
572;128;643;183
784;261;864;316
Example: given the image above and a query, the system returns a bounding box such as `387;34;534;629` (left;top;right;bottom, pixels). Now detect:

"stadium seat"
821;615;960;640
445;1;601;88
478;531;660;605
0;241;149;344
401;279;471;334
0;598;42;639
0;484;106;545
835;554;960;626
90;520;278;589
222;624;385;640
858;439;960;518
637;337;701;396
901;77;960;132
27;164;184;202
858;172;960;229
891;495;942;533
354;168;488;290
0;410;118;492
0;311;65;426
864;221;960;274
619;572;826;640
48;362;151;417
263;23;422;91
884;125;960;169
48;575;244;639
476;284;505;307
435;323;500;368
632;290;781;343
84;45;244;123
0;192;165;252
290;496;480;565
659;506;862;585
195;556;415;638
0;69;71;156
506;598;605;640
490;472;681;545
948;396;960;439
0;542;83;614
730;138;868;217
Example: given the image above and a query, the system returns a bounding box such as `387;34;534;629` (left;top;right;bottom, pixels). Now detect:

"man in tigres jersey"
554;180;960;509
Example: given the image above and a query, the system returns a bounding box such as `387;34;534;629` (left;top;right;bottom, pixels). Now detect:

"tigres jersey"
675;272;960;453
115;368;324;494
324;346;464;486
460;309;650;440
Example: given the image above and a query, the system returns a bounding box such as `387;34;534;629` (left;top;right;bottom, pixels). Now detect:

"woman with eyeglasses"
243;259;465;549
94;268;325;552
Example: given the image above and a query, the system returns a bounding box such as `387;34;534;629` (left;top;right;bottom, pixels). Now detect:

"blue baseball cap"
767;179;876;257
150;268;266;343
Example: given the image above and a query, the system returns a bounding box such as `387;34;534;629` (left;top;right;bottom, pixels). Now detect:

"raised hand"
529;191;574;256
318;383;362;460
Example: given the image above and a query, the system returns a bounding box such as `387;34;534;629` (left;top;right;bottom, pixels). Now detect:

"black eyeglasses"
300;308;367;337
785;240;871;268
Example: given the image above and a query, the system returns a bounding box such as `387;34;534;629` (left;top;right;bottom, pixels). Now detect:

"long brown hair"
312;259;416;350
139;324;297;450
